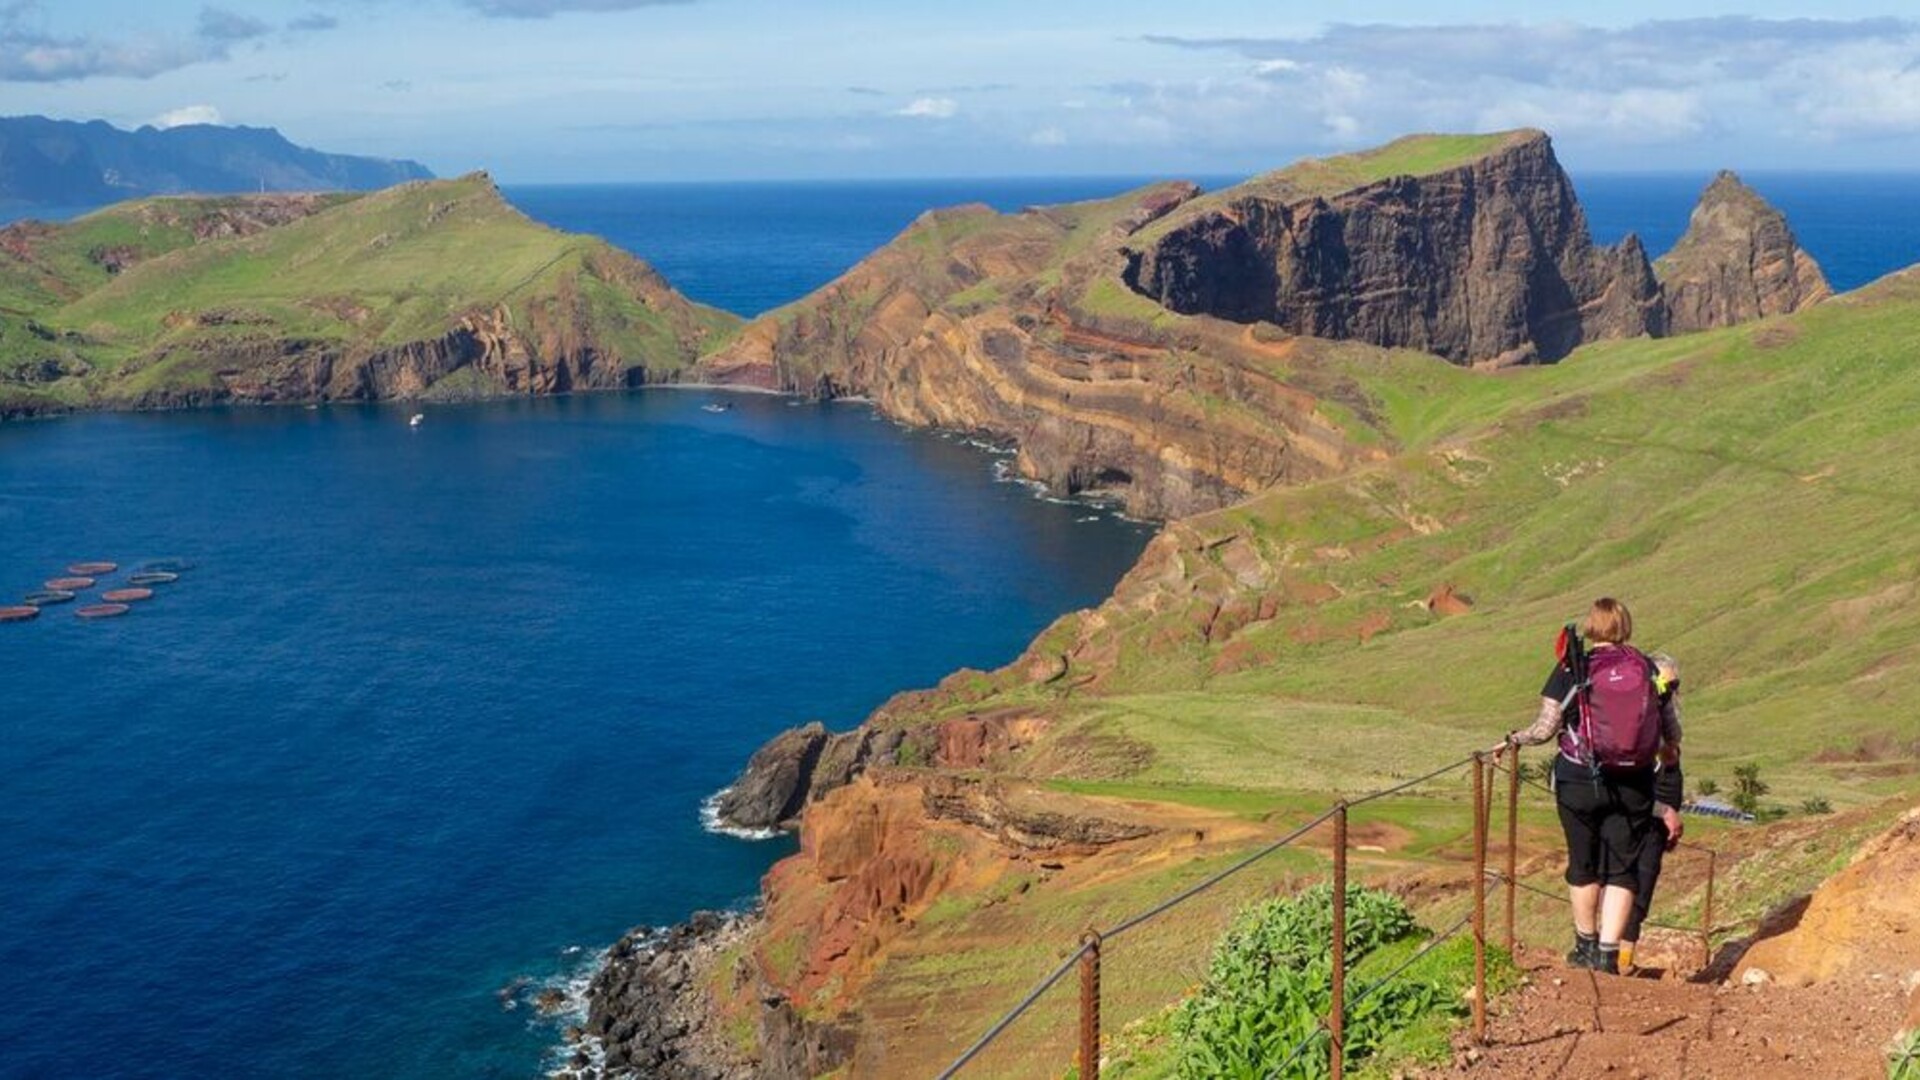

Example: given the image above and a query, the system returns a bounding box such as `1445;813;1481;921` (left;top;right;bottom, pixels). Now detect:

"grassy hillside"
0;176;738;414
808;267;1920;1076
1066;276;1920;802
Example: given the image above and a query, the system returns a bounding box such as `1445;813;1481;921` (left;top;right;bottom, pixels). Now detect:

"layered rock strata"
1124;130;1665;363
1656;171;1832;333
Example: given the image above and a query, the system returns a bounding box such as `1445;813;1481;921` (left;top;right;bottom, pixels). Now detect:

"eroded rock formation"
1655;171;1832;334
714;722;906;831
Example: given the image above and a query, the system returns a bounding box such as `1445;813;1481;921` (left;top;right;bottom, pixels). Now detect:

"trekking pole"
1471;753;1488;1045
1079;930;1101;1080
1330;801;1348;1080
1504;747;1519;953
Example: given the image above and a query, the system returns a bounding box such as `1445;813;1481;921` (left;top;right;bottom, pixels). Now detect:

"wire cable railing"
933;743;1745;1080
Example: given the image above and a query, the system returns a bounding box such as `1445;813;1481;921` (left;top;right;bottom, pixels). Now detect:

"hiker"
1621;653;1685;972
1498;598;1682;974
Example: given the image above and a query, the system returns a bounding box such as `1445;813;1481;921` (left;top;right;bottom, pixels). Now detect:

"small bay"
0;393;1150;1077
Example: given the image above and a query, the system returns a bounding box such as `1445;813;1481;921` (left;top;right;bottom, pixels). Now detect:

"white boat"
409;413;425;427
701;403;733;414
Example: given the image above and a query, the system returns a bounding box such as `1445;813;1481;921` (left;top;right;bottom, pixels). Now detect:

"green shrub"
1890;1027;1919;1080
1731;764;1770;815
1800;797;1833;815
1170;885;1475;1080
1696;778;1720;797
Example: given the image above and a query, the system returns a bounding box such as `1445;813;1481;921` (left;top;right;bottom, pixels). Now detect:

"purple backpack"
1569;647;1663;769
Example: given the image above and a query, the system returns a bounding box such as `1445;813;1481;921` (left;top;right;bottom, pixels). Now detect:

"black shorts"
1553;758;1655;889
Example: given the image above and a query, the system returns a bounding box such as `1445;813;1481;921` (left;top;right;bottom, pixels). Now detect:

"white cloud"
1126;18;1920;156
894;96;957;119
152;104;223;129
1028;126;1066;147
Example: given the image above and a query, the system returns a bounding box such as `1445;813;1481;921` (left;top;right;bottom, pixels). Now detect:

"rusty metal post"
1079;931;1101;1080
1700;850;1717;969
1471;753;1488;1045
1505;747;1520;954
1330;802;1348;1080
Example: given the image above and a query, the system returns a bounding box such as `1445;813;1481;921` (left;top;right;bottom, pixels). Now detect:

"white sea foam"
526;944;616;1078
699;788;784;842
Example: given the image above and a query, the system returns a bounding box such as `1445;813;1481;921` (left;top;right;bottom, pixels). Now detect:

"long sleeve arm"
1661;695;1683;748
1508;696;1565;747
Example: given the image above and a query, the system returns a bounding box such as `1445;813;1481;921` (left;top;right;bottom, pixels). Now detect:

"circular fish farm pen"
0;605;40;623
127;572;179;587
75;603;131;620
66;561;119;576
138;559;195;574
24;589;77;605
101;588;154;603
45;577;95;591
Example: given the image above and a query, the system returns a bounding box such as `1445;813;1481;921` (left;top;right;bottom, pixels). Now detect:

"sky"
3;1;1920;181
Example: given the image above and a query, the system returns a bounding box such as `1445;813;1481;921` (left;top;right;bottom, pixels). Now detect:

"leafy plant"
1800;796;1833;815
1696;778;1720;797
1889;1027;1919;1080
1731;764;1770;815
1170;885;1471;1080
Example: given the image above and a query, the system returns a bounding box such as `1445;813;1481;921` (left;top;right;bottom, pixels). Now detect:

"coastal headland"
8;130;1918;1077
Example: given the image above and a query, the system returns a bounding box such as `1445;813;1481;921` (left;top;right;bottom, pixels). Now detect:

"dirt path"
1432;946;1907;1079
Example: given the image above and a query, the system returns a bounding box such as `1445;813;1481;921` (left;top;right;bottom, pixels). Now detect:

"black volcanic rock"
1655;170;1832;334
713;723;903;831
1123;130;1664;364
0;115;431;205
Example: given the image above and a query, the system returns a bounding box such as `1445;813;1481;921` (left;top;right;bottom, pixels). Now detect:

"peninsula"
602;131;1915;1078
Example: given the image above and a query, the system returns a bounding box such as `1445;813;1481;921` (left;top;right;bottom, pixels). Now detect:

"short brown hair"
1583;597;1633;644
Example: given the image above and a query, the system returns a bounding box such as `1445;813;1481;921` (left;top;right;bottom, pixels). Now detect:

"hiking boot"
1566;934;1600;968
1593;946;1622;975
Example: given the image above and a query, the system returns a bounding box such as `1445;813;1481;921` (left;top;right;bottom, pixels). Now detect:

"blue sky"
4;1;1919;180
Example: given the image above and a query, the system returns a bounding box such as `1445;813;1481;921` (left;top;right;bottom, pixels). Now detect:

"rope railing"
932;752;1481;1079
933;744;1744;1080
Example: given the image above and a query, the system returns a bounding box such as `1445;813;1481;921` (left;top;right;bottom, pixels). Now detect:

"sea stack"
1655;170;1832;333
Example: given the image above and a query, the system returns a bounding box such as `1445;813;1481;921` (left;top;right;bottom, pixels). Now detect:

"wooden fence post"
1505;748;1520;953
1700;850;1717;970
1079;931;1101;1080
1471;753;1488;1045
1331;801;1348;1080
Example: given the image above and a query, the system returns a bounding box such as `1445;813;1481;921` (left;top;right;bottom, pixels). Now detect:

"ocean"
2;172;1917;1079
501;172;1920;317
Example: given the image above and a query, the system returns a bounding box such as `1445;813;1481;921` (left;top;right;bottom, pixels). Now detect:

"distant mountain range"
0;116;432;206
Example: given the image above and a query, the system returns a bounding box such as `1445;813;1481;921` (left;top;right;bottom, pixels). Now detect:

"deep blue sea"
2;172;1917;1080
0;394;1151;1078
502;173;1920;316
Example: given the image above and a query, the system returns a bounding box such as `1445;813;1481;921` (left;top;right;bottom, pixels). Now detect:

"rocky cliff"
1123;130;1665;364
697;183;1386;519
695;131;1826;524
1655;170;1832;333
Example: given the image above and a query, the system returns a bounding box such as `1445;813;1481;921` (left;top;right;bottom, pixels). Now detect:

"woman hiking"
1500;598;1682;974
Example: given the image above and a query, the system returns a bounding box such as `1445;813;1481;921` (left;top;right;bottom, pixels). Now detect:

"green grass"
0;177;737;408
1131;131;1533;246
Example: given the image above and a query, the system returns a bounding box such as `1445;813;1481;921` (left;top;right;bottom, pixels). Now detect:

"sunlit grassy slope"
1018;270;1920;809
0;176;738;411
